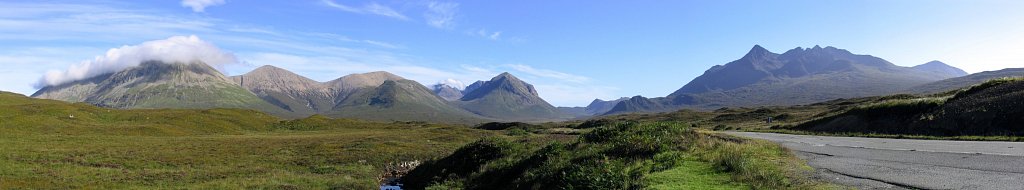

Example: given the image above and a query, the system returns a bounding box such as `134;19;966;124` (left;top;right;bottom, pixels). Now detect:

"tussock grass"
691;131;835;190
951;77;1024;100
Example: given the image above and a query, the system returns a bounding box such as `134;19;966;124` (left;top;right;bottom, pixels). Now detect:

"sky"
1;0;1022;107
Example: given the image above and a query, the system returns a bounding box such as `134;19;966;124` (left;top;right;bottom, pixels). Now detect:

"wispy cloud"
321;0;408;20
363;40;403;49
507;64;590;83
181;0;226;13
424;1;458;29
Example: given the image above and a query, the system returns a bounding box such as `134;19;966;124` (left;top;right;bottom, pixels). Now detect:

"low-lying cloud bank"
36;35;237;88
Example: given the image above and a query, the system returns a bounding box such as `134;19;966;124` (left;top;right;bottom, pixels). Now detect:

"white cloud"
37;35;237;87
322;0;408;20
469;29;504;40
424;1;458;29
437;78;466;89
181;0;226;12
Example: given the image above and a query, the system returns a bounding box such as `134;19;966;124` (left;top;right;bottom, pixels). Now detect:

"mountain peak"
432;83;464;101
456;72;563;120
912;60;968;78
245;65;306;77
329;71;406;89
922;60;948;66
495;72;517;80
254;64;284;71
743;45;772;59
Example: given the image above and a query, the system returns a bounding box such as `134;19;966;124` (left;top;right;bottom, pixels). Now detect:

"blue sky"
1;0;1022;106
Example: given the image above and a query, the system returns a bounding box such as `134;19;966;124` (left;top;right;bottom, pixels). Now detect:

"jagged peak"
493;72;519;81
742;44;776;60
628;95;649;101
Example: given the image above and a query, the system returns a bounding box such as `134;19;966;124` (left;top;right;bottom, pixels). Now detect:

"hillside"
906;68;1024;94
31;61;292;117
456;73;569;121
795;78;1024;136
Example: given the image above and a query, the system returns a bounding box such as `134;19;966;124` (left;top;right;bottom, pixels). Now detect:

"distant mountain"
911;61;968;78
325;71;405;90
432;84;464;101
328;79;488;123
665;45;962;107
32;61;291;116
602;96;672;115
585;97;629;115
233;68;486;123
463;81;487;94
455;72;569;121
232;65;335;115
906;68;1024;94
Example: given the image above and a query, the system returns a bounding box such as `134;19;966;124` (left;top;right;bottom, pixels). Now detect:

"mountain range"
32;45;1018;123
33;62;562;123
596;45;974;115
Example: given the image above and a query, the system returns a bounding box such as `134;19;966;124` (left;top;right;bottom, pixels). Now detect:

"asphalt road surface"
725;132;1024;190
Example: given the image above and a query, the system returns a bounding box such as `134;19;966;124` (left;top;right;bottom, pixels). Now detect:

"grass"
0;121;495;189
645;156;750;190
690;131;833;190
0;92;497;189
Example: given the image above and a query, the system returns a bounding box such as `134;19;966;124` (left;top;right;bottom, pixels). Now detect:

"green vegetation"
742;129;1024;142
402;121;831;189
0;92;496;189
646;157;749;190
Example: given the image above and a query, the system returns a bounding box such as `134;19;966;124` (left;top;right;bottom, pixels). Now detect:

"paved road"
725;132;1024;190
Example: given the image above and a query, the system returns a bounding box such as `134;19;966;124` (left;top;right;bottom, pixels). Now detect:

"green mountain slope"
4;90;280;135
32;61;293;117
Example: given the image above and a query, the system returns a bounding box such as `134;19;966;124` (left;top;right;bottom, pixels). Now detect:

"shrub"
651;151;685;172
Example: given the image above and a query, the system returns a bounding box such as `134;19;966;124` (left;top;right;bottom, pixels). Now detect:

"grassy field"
0;92;497;189
1;90;839;189
0;119;495;189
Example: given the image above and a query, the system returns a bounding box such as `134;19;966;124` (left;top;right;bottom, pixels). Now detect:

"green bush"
405;122;695;189
651;151;685;172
